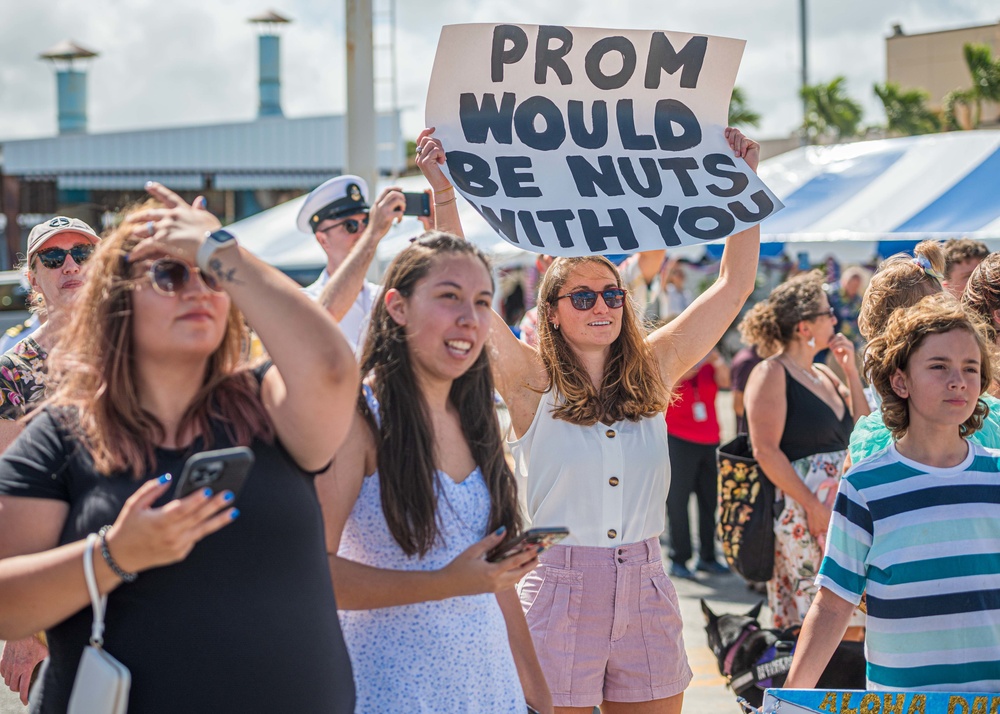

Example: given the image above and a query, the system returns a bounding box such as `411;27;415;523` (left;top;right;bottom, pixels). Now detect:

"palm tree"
873;82;940;136
945;43;1000;129
728;87;761;128
800;77;864;143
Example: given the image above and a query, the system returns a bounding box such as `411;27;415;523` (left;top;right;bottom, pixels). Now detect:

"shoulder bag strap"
83;533;109;648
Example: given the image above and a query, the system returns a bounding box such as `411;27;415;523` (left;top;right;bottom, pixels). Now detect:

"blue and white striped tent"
737;130;1000;263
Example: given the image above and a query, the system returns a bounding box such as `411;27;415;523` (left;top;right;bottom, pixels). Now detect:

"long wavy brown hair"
963;252;1000;345
42;202;273;478
535;256;668;425
358;232;521;558
865;294;993;440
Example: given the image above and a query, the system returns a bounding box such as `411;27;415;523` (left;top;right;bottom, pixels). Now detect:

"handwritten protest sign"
762;688;1000;714
426;23;784;256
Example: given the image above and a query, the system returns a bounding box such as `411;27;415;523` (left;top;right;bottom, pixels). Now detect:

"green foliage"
946;43;1000;129
873;82;940;135
728;86;761;128
800;76;864;143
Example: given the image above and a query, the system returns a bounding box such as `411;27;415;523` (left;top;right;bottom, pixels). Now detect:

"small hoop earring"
552;323;560;331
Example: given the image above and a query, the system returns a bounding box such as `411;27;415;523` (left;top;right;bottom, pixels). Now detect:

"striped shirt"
816;442;1000;691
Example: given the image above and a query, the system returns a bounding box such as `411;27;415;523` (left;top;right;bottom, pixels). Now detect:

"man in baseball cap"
0;215;99;705
297;175;405;351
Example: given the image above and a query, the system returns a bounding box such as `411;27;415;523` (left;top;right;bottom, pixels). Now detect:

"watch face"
210;230;236;245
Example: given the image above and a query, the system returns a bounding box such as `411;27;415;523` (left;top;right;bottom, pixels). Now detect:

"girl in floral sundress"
318;233;551;713
740;272;869;632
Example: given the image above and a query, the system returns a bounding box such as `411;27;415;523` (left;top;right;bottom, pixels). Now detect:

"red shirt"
665;362;720;445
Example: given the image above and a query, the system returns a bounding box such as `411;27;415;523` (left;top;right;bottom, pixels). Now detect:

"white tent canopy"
233;131;1000;271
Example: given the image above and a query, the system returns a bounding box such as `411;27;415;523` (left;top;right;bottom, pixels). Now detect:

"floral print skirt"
766;449;865;630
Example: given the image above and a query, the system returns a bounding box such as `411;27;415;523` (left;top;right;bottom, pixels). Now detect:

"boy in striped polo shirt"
785;294;1000;692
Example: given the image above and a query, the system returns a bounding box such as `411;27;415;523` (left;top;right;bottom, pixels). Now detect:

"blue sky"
1;0;997;142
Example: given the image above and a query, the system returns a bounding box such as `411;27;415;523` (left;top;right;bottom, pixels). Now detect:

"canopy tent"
729;130;1000;264
233;130;1000;274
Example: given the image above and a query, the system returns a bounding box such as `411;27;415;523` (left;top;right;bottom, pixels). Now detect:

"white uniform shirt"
302;270;380;353
509;389;671;547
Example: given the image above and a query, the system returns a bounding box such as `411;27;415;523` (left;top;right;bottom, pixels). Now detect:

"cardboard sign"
763;688;1000;714
425;23;784;256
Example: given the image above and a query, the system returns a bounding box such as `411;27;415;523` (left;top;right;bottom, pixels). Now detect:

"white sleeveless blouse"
508;389;671;548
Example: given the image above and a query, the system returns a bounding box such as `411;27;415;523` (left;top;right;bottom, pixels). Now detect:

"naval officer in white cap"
297;176;405;351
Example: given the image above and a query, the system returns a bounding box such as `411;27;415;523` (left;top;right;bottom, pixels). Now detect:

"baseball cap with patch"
27;216;100;261
296;175;369;233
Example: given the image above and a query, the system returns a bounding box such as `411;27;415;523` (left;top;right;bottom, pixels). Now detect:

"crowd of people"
0;117;1000;714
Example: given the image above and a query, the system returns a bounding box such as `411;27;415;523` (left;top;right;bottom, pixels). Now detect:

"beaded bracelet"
97;525;138;583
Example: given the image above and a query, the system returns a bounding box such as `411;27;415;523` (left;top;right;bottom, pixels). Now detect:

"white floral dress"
337;388;525;713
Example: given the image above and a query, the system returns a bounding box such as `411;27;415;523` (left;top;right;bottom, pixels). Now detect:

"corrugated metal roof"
1;113;404;186
57;173;205;190
214;171;334;190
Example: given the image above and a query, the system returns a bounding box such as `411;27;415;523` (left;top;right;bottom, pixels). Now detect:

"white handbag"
67;533;131;714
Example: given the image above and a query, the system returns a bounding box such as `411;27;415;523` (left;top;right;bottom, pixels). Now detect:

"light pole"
799;0;809;145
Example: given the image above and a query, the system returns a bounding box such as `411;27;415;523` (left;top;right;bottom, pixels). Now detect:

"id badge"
692;401;708;422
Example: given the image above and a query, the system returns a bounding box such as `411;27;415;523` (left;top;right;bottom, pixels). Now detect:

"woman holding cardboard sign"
418;126;760;713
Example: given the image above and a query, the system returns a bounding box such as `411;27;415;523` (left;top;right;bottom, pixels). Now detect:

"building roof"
0;112;404;191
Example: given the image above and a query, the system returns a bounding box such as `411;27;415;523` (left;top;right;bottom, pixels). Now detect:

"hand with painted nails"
101;474;238;579
439;527;540;597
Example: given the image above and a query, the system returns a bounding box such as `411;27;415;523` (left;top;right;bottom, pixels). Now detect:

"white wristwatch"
197;229;237;272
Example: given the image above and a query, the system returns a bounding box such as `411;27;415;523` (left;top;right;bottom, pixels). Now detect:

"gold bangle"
434;196;457;207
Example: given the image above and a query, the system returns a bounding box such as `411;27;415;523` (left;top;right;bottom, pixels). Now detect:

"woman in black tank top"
739;272;870;631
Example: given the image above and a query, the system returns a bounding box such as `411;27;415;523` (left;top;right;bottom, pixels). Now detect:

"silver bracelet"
97;525;138;583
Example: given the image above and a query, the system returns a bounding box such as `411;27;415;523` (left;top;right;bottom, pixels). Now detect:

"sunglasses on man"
556;288;627;311
35;243;95;270
319;217;369;235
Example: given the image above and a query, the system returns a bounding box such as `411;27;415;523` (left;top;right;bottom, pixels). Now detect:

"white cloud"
1;0;997;143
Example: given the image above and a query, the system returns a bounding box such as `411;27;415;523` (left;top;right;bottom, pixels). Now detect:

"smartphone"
797;251;811;272
488;527;570;563
403;191;431;217
173;446;255;501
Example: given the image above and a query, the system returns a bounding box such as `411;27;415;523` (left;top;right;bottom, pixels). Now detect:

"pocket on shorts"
520;565;583;694
640;562;690;688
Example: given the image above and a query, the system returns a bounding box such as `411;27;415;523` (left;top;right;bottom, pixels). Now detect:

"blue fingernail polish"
222;491;234;502
203;488;213;498
230;509;240;519
495;526;506;536
158;473;172;485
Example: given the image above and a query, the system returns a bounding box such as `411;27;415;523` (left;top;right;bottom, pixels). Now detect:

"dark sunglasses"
145;258;222;296
35;243;95;269
556;288;627;311
321;217;369;235
803;306;836;320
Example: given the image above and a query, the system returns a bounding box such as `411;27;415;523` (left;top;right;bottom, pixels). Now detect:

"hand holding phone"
173;447;254;502
488;527;570;563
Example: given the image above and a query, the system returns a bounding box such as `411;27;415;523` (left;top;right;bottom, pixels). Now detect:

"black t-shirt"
0;390;354;712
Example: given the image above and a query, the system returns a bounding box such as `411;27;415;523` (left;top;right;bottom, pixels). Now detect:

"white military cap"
296;175;370;233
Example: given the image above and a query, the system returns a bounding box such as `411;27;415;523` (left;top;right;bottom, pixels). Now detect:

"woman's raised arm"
648;128;761;388
132;183;359;472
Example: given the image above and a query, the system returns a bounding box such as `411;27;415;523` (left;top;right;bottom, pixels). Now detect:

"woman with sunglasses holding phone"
418;127;760;714
740;271;868;634
0;185;359;713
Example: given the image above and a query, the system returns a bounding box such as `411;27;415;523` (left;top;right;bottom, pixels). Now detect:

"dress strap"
362;384;381;429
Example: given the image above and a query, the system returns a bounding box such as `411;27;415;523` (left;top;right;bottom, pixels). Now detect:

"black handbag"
716;434;775;582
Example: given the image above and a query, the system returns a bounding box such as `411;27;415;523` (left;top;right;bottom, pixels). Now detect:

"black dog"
701;600;866;709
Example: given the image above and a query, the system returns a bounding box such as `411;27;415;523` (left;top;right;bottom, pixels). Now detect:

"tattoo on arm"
209;257;242;286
